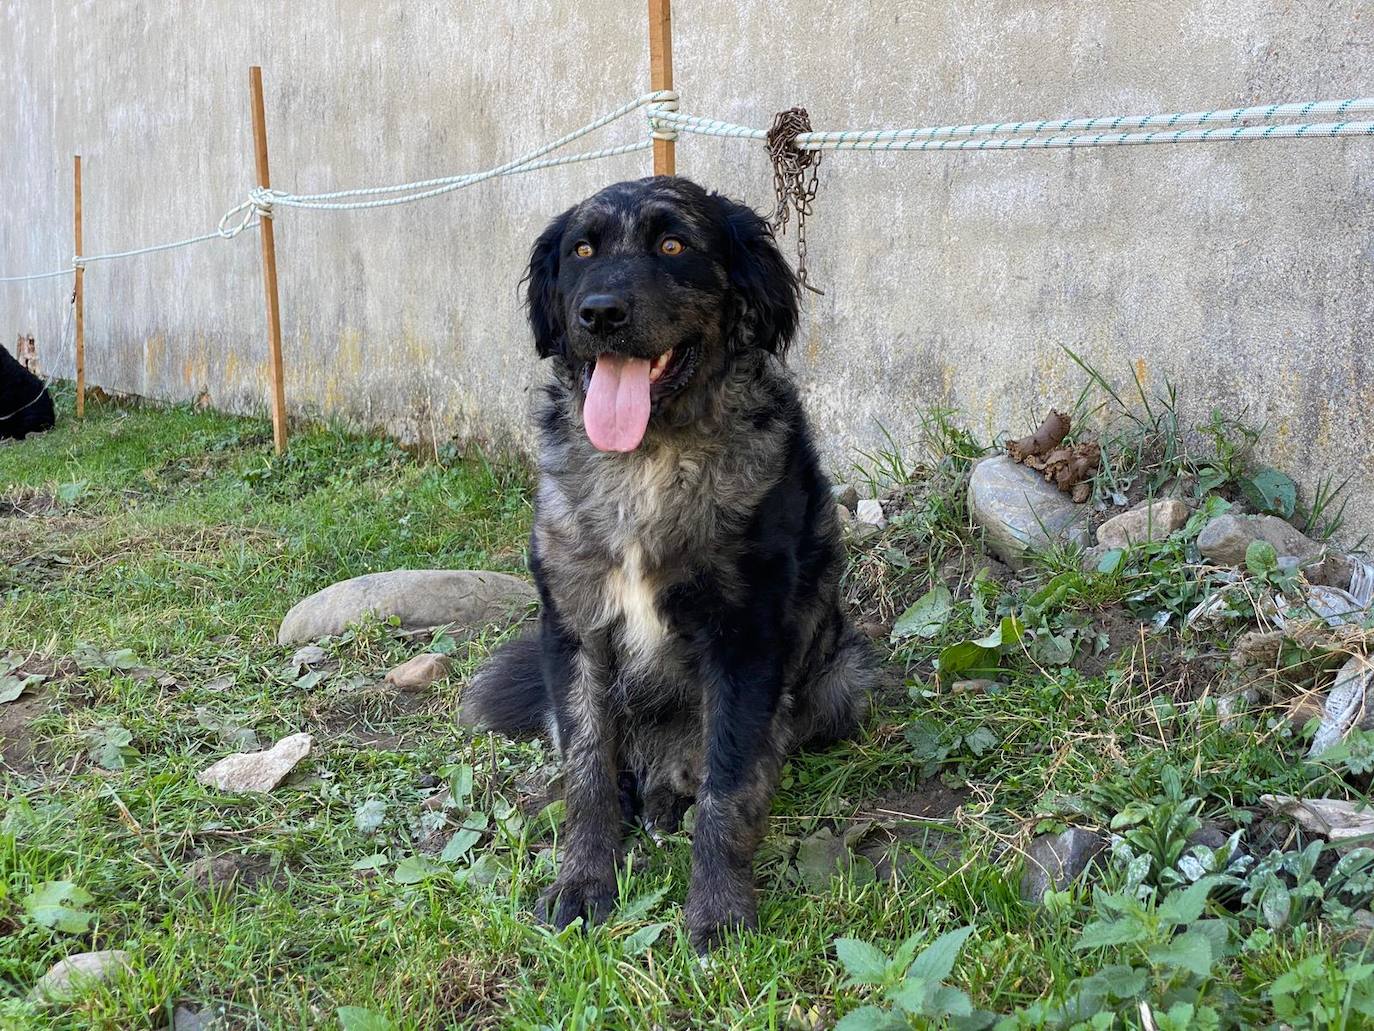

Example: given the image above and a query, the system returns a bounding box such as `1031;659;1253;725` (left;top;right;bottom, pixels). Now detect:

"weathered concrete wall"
3;2;1372;532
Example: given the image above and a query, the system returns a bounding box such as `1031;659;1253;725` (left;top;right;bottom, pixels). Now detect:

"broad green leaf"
973;614;1023;650
354;799;387;835
1148;931;1214;978
1242;468;1297;518
440;828;482;862
1096;548;1126;575
1081;964;1148;1000
797;829;850;891
617;884;668;922
23;881;94;934
1158;876;1219;926
1076;916;1149;950
393;855;442;884
937;641;999;680
834;937;891;985
337;1008;398;1031
906;925;974;986
351;853;388;872
1245;539;1278;576
892;586;953;641
963;727;998;757
621;921;669;956
834;1005;906;1031
925;984;975;1018
0;672;44;703
1260;880;1292;928
1024;573;1074;615
888;980;931;1013
56;480;87;504
450;764;474;804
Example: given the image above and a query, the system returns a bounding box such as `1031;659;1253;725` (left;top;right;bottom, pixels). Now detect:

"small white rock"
30;950;131;1003
196;733;313;793
855;499;887;529
291;645;328;668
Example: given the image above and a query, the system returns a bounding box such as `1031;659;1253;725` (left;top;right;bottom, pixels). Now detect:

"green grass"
0;390;1367;1030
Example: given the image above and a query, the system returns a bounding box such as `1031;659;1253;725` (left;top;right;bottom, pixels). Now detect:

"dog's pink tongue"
583;353;652;452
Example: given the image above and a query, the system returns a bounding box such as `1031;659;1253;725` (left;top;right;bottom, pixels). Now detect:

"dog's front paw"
538;875;617;930
684;884;757;953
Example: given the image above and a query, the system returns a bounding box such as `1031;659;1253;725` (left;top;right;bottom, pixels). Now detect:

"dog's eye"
574;241;595;259
659;237;685;256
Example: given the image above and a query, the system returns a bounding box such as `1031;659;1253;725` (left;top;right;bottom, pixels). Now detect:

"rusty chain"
766;107;824;295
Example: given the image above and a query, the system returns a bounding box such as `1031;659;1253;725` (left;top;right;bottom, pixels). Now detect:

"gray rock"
173;1005;228;1031
1187;821;1232;851
855;499;887;528
30;950;132;1003
277;569;536;645
969;455;1089;569
1096;498;1189;549
1197;513;1326;569
836;503;853;525
830;482;860;511
196;733;313;793
1019;828;1107;902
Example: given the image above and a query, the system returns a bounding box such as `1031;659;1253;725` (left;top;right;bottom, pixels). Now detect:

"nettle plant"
1009;877;1234;1030
833;926;995;1031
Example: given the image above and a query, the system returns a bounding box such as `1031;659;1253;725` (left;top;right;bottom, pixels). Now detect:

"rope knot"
250;187;277;219
766;106;824;294
648;90;680;142
71;255;86;270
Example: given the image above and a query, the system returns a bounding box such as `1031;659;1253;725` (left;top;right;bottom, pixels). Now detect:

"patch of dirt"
0;489;58;518
178;852;285;896
859;783;968;823
1074;607;1151;679
310;683;429;746
853;784;970;878
1;689;58;775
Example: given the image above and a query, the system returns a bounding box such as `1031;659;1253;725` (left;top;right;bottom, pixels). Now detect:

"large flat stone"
969;455;1088;568
277;570;536;645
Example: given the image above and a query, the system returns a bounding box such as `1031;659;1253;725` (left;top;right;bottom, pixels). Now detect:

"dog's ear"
524;206;575;359
718;195;800;356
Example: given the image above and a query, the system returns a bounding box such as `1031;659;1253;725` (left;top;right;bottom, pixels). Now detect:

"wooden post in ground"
73;155;85;418
248;66;288;454
648;0;675;176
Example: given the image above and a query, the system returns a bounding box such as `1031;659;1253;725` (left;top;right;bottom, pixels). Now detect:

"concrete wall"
3;2;1372;533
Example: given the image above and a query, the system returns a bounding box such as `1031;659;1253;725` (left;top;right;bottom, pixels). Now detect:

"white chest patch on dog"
605;542;667;664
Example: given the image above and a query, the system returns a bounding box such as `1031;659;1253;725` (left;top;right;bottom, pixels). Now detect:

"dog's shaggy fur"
460;176;876;950
0;343;55;441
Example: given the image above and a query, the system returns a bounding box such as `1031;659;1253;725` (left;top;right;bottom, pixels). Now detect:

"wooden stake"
249;66;288;454
73;155;85;418
648;0;675;176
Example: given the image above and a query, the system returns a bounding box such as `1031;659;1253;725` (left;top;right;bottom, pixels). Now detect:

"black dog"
460;176;876;950
0;343;55;441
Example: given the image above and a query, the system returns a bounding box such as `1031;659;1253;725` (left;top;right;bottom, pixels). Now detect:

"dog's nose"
577;294;630;335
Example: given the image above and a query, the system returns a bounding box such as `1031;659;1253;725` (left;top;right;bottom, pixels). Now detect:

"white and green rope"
2;90;1371;283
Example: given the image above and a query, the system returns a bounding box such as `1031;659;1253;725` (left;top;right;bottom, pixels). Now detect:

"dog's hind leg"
791;620;876;750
